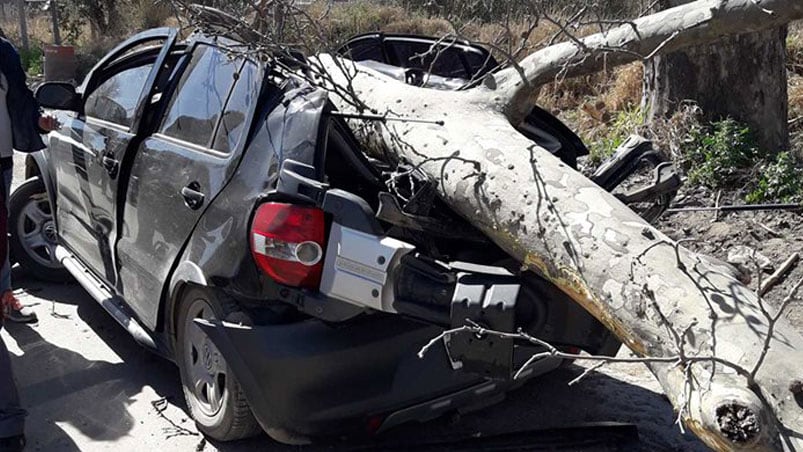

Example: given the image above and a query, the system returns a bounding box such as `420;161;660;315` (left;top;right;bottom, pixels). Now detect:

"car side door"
50;29;177;285
115;43;262;329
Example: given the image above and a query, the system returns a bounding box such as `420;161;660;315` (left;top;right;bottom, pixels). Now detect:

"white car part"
319;222;416;313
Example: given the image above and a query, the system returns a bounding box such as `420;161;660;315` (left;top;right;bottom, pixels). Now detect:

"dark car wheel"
176;287;261;441
9;177;70;282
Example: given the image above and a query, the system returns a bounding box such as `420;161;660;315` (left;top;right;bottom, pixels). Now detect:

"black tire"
175;286;261;441
9;177;71;282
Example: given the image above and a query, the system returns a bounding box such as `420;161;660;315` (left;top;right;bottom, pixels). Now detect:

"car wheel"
176;287;261;441
9;177;70;282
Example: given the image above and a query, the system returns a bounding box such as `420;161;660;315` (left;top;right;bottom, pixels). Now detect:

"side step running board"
55;246;157;350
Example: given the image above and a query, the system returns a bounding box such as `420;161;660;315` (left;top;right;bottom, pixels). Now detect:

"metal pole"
665;203;802;214
49;0;60;45
16;0;28;50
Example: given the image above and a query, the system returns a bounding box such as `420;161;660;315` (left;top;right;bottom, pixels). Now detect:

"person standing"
0;31;59;451
0;178;23;452
0;31;49;324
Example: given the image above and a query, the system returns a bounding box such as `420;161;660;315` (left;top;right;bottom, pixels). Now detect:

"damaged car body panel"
193;316;562;437
22;26;660;443
116;42;266;329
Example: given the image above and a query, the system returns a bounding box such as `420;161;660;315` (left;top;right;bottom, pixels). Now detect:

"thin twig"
753;219;782;237
750;0;775;15
759;253;799;296
568;361;606;386
712;190;722;223
418;322;754;388
151;398;199;438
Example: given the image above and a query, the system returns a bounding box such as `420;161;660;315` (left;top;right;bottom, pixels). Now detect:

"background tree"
643;0;789;153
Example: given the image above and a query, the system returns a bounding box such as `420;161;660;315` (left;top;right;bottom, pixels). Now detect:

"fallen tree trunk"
312;1;803;450
321;60;803;448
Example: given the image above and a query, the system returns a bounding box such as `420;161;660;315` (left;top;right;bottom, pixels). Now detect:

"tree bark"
15;0;28;50
50;0;62;45
644;0;788;152
313;1;803;450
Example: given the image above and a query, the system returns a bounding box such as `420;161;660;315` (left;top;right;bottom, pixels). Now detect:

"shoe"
3;292;37;324
0;434;25;452
6;305;37;324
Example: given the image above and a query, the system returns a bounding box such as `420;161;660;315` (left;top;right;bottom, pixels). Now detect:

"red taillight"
250;202;325;288
365;414;385;434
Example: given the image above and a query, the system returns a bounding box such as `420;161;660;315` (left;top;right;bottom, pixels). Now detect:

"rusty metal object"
43;45;76;82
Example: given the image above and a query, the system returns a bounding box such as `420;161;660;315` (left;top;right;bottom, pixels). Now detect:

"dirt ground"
656;185;803;328
3;155;801;451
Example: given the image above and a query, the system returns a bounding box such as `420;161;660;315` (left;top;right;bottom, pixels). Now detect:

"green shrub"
682;118;759;189
746;152;803;203
667;117;803;202
19;46;44;76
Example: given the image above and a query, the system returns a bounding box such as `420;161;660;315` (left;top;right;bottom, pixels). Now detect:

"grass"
790;76;803;129
587;107;647;165
788;24;803;78
304;0;565;56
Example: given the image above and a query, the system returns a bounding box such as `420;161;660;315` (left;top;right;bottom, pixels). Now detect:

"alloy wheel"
183;298;228;417
17;193;60;269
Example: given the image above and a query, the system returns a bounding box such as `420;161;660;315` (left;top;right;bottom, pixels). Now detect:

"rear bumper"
197;315;559;438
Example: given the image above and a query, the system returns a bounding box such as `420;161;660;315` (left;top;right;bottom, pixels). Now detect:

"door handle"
101;155;119;177
181;182;205;210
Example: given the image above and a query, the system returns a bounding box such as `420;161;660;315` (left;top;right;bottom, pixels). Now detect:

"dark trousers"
0;327;24;438
0;161;24;438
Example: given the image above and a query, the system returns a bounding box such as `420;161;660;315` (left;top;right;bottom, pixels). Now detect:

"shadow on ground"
5;268;705;451
4;269;189;450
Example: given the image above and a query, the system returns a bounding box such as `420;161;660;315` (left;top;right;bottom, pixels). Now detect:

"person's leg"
1;165;35;324
0;166;11;294
0;171;24;451
0;328;25;451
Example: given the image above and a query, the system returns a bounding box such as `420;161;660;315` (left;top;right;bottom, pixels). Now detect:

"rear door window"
85;64;154;127
159;44;240;148
343;37;386;63
212;61;260;153
387;39;470;79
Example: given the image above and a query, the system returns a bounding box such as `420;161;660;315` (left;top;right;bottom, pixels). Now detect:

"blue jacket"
0;38;45;152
